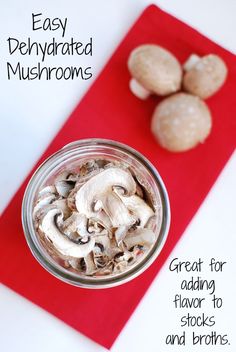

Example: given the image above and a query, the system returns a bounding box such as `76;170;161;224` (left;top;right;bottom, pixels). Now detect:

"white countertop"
0;1;235;351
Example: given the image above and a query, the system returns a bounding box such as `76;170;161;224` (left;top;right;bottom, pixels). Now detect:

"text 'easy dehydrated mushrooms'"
128;44;182;99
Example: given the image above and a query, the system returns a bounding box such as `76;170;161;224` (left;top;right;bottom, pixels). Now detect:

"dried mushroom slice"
75;168;136;227
40;209;95;258
124;228;156;250
118;194;154;227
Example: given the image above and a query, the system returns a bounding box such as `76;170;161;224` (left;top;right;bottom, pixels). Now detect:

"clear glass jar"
22;139;170;288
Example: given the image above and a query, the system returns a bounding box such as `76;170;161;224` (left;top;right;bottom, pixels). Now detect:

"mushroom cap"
151;93;212;152
128;44;182;96
183;54;228;99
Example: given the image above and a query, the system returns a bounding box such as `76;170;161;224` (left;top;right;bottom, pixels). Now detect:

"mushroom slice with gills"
34;199;71;226
124;228;156;250
75;167;136;225
118;194;154;227
40;209;95;258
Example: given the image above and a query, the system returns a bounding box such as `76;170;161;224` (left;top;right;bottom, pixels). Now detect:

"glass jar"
22;139;170;288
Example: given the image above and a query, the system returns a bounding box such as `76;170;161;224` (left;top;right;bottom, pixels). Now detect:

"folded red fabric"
0;5;235;349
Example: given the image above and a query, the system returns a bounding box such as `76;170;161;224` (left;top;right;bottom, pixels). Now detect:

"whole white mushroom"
151;93;212;152
128;44;182;99
183;54;228;99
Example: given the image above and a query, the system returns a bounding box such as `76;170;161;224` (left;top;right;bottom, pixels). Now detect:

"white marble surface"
0;1;235;351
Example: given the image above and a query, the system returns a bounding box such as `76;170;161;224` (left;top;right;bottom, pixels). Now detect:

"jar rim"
22;138;170;289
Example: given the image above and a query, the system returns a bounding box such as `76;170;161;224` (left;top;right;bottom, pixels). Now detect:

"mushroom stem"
129;78;150;100
183;54;200;72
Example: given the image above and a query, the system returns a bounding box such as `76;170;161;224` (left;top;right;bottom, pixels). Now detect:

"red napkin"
0;5;235;349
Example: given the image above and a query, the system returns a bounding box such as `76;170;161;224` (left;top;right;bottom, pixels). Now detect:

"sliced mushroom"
118;194;154;227
75;168;136;227
183;54;228;99
128;44;182;99
98;192;136;227
124;228;156;250
151;93;212;152
40;209;95;258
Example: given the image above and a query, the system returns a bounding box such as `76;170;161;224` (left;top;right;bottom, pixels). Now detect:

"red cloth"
0;5;235;349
